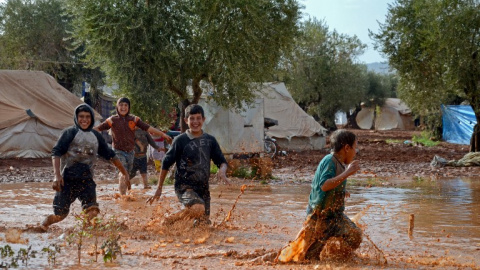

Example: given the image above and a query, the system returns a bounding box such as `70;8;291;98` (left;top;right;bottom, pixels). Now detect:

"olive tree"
371;0;480;148
65;0;301;128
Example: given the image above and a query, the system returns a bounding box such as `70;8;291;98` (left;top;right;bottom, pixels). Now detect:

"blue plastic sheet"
441;105;476;145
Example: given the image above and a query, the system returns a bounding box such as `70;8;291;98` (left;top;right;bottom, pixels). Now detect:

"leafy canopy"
280;18;368;127
371;0;480;124
65;0;302;124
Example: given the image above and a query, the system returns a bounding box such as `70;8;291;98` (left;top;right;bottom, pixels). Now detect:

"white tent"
261;82;327;140
356;98;415;130
0;70;102;158
198;82;327;153
199;98;264;155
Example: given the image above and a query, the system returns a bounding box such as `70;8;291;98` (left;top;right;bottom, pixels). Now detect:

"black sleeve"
162;135;184;170
51;127;77;157
210;135;227;167
93;130;116;160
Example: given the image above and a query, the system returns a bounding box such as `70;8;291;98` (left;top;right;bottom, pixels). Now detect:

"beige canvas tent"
261;82;327;150
356;98;415;130
199;98;264;155
198;82;327;154
0;70;102;158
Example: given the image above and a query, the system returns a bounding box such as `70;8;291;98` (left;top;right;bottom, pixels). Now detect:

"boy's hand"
345;160;360;176
52;176;64;192
164;135;173;144
146;187;163;204
218;173;230;185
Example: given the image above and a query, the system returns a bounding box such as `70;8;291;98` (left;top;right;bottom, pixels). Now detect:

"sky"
301;0;393;64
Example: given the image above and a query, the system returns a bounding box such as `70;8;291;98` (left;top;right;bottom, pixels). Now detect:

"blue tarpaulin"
441;105;476;145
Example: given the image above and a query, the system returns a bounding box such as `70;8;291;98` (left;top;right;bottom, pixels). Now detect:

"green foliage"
17;246;37;267
65;0;301;124
210;164;219;174
0;245;15;258
0;245;18;268
280;18;369;127
66;211;93;264
371;0;480;136
148;176;158;186
231;166;251;179
100;216;123;263
385;139;402;144
41;243;61;267
163;177;174;186
348;178;387;187
0;0;103;92
412;131;440;147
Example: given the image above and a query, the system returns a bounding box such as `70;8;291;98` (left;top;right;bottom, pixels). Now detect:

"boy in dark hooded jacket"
37;104;129;232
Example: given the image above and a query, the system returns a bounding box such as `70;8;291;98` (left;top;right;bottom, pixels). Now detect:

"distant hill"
366;62;395;74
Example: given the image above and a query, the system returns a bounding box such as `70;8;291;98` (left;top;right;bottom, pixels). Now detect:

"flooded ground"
0;176;479;269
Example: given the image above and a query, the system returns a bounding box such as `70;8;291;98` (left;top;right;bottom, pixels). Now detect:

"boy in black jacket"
37;104;129;232
147;104;229;226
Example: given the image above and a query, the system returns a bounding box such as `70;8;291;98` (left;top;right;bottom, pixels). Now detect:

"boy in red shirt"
95;97;172;195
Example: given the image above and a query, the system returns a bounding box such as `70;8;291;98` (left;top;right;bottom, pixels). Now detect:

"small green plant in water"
101;216;123;263
17;246;37;267
412;131;439;147
0;245;18;268
66;211;93;264
42;243;61;266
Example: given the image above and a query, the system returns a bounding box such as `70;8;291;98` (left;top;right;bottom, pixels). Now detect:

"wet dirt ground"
1;129;480;269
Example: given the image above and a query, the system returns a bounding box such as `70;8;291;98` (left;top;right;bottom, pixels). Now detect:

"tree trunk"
179;99;190;132
345;106;361;129
470;124;480;152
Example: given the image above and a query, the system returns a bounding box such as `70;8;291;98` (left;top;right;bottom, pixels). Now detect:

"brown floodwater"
0;177;479;269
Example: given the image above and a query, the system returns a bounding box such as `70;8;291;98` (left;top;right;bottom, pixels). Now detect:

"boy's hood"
74;104;95;131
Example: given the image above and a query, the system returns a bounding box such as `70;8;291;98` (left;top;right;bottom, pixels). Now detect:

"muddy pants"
304;212;362;260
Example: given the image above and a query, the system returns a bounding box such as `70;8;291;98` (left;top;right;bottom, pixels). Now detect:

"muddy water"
0;178;479;269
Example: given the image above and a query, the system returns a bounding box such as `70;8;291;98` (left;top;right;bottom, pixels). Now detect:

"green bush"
412;131;440;147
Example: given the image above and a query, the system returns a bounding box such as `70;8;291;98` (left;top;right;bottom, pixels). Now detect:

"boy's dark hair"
76;104;92;115
185;104;205;118
117;97;130;107
330;129;357;153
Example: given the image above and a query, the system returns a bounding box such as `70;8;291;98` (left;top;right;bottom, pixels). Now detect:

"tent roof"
261;82;327;139
0;70;102;130
384;98;411;115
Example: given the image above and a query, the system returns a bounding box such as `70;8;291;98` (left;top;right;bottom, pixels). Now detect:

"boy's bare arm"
147;127;172;144
321;160;360;192
111;157;129;181
217;163;230;184
147;169;169;204
52;157;64;191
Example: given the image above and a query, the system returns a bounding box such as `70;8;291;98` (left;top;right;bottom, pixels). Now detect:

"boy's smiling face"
117;102;129;116
185;113;205;136
77;111;92;130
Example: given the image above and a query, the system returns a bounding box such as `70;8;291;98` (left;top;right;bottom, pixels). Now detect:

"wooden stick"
408;214;414;238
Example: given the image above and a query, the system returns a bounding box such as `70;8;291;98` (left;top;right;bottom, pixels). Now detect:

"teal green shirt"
308;153;346;216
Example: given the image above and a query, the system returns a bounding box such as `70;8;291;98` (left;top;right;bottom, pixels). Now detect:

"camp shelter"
261;82;327;150
198;82;326;155
198;98;265;156
0;70;102;158
356;98;415;130
441;105;476;145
